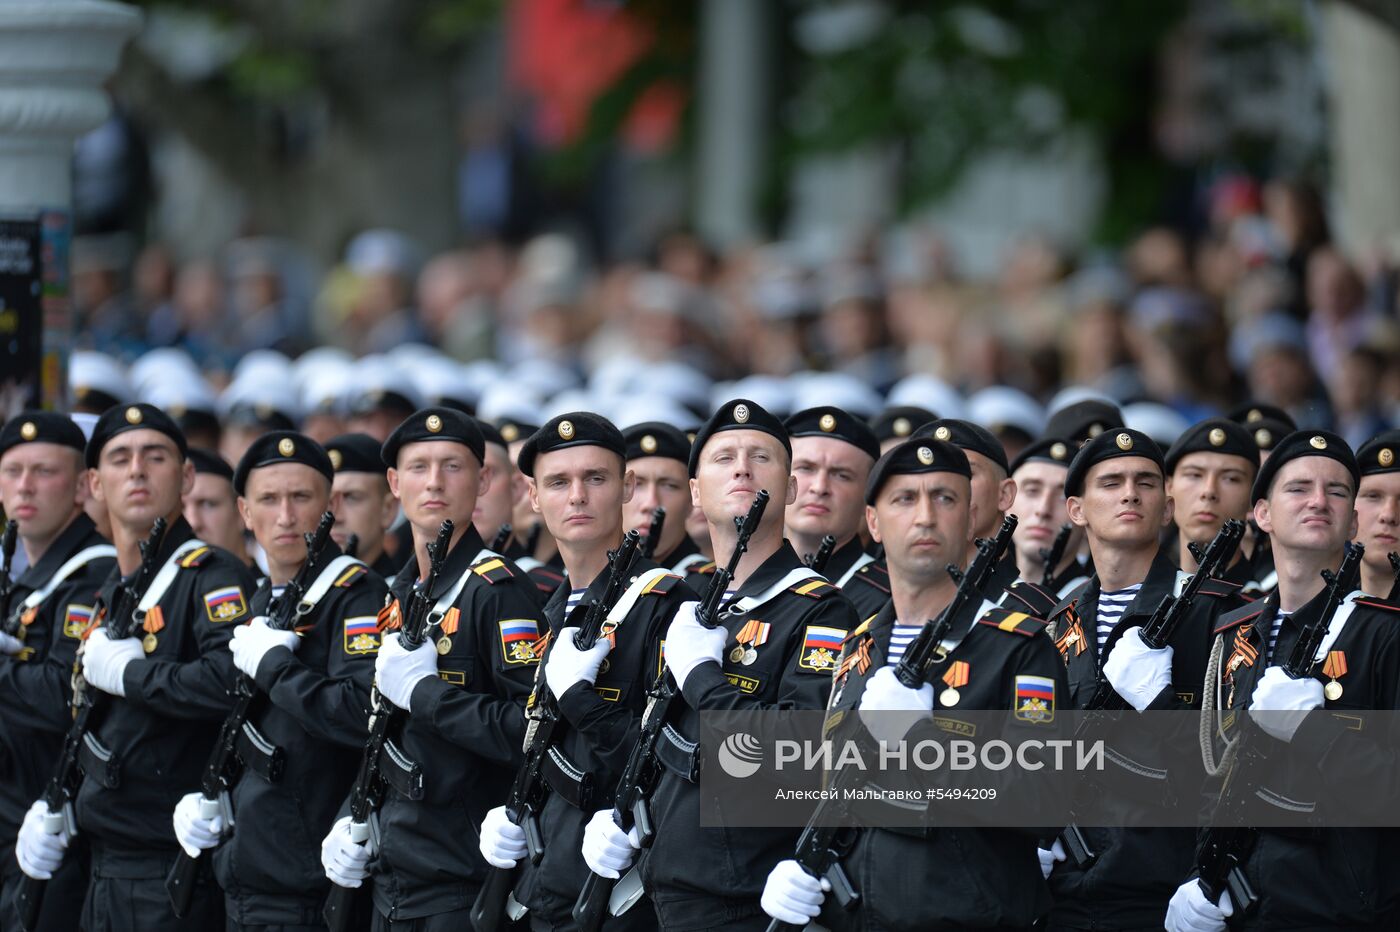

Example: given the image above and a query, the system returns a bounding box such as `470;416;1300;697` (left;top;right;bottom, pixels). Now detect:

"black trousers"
80;847;223;932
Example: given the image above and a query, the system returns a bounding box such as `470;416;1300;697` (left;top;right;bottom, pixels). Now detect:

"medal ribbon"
1322;650;1347;680
143;605;165;634
942;660;970;689
836;636;871;679
735;620;770;647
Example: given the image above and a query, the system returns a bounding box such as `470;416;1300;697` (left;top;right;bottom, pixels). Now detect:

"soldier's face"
92;430;193;531
0;443;86;545
330;471;396;561
388;441;489;535
1355;472;1400;577
529;446;632;549
786;437;873;543
1167;452;1254;545
507;439;537;530
868;472;973;584
1066;457;1172;549
473;442;518;545
184;472;244;558
690;430;796;532
238;464;331;575
1010;461;1080;570
966;450;1015;542
625;456;691;557
1257;457;1357;555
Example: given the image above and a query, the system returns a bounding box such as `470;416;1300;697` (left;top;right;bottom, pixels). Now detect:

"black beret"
475;418;506;450
687;398;791;477
1357;429;1400;477
1164;418;1259;475
381;407;485;468
1228;402;1297;432
86;403;188;469
324;433;384;474
0;412;86;460
784;406;881;462
1045;400;1124;447
223;401;297;432
911;418;1009;474
1252;430;1360;502
165;404;221;440
869;405;936;444
518;412;626;477
186;447;233;481
865;438;971;504
1008;436;1074;476
1246;419;1290;454
623;421;691;464
495;419;540;446
72;385;123;414
348;387;418;418
1064;428;1165;498
233;431;334;496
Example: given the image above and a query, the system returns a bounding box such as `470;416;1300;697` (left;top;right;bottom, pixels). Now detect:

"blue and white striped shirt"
1096;584;1142;656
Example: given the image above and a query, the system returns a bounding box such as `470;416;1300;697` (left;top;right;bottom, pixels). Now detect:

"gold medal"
142;632;158;653
742;648;758;665
939;687;960;707
436;636;452;656
729;646;746;664
1324;680;1343;701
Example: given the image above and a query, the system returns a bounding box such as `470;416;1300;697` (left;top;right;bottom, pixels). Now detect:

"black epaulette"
529;565;564;595
976;606;1047;637
849;562;890;594
178;545;214;569
1003;580;1056;617
333;563;370;588
1198;577;1243;599
640;573;683;596
1214;603;1264;635
1354;597;1400;614
471;556;516;585
691;561;717;576
790;577;838;599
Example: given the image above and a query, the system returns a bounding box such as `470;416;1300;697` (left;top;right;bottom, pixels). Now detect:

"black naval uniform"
368;526;546;928
212;548;386;929
641;542;858;931
0;514;114;931
1202;589;1400;929
820;536;892;621
654;534;707;577
817;600;1071;931
984;549;1060;619
513;558;696;931
75;517;256;932
370;550;403;584
1043;550;1247;931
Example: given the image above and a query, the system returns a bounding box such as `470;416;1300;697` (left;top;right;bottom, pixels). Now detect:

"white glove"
15;800;68;880
1249;666;1324;742
581;808;640;880
321;815;372;888
81;628;144;697
662;601;728;691
545;627;611;700
375;632;438;711
858;666;934;743
1103;627;1173;712
478;805;529;869
230;616;299;678
0;631;25;655
1165;879;1233;932
761;859;830;926
1038;838;1066;879
172;791;224;859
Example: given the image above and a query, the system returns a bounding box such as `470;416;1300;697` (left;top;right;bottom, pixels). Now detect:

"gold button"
917;446;934;465
19;422;36;441
1381;448;1395;467
819;413;836;432
1255;428;1272;448
278;438;295;457
1247;408;1263;423
1051;442;1067;460
893;417;911;437
1209;428;1226;447
934;426;951;441
558;419;575;440
501;424;519;442
124;406;143;425
640;435;658;454
733;403;750;424
426;415;443;433
1309;435;1327;450
329;449;343;470
1116;432;1133;451
1088;423;1104;437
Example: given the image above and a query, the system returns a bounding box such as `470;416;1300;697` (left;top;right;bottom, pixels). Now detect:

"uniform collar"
16;512;105;588
657;534;701;569
821;536;868;581
394;523;486;600
729;539;804;601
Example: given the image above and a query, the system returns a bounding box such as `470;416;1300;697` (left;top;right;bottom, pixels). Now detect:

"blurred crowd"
66;174;1400;463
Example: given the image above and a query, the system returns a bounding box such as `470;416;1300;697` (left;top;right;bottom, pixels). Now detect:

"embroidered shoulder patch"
64;604;94;639
499;618;543;665
203;586;248;622
1013;674;1056;723
798;624;846;672
344;616;381;655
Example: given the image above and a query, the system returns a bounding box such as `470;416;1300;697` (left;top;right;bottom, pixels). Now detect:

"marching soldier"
868;405;934;456
479;413;695;930
185;448;255;572
579;399;858;931
475;419;554;601
498;418;566;596
1351;429;1400;598
324;433;404;581
318;407;547;929
621;422;707;574
1167;430;1400;930
15;404;255;931
0;413;116;931
782;406;889;618
760;438;1070;930
1008;437;1089;598
1039;428;1246;931
170;431;385;929
1164;419;1261;588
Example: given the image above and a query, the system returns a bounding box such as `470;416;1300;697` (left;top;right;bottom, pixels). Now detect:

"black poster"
0;218;42;415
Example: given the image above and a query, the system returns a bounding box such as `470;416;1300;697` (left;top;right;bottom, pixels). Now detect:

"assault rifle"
641;507;665;561
1039;523;1073;591
0;520;18;634
805;535;837;575
491;522;513;553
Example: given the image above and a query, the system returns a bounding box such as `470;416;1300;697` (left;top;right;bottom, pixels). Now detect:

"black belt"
235;720;285;783
656;724;699;783
79;732;121;789
378;739;423;800
540;746;596;810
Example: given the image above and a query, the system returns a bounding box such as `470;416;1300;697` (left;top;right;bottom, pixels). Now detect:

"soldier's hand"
321;815;372;888
581;809;640;879
0;631;24;656
172;792;225;858
858;667;934;743
15;800;68;880
662;601;727;691
1102;626;1173;711
545;627;611;699
81;627;145;697
479;805;528;869
1248;666;1323;742
761;859;829;926
1165;879;1232;932
230;616;299;678
374;632;438;711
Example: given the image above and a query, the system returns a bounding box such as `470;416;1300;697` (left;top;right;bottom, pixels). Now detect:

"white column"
0;0;141;407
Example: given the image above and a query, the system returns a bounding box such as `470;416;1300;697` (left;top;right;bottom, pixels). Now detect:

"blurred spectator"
1304;247;1375;385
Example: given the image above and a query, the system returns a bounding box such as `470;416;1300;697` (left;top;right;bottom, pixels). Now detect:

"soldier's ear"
997;476;1016;514
1161;492;1175;529
621;468;636;504
526;477;542;515
477;463;493;498
180;457;196;498
785;472;797;506
689;477;701;509
1065;495;1088;528
866;505;881;544
1253;498;1271;535
386;467;401;501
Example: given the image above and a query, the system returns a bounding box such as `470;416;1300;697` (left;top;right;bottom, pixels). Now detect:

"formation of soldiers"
0;385;1397;932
